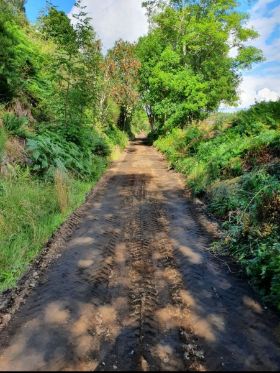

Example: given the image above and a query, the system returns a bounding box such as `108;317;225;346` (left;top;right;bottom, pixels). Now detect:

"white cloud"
256;87;279;102
221;73;280;111
247;0;280;63
251;0;276;14
68;0;280;110
239;75;280;107
69;0;148;53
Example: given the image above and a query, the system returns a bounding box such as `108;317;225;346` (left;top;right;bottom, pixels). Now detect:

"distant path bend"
0;138;280;371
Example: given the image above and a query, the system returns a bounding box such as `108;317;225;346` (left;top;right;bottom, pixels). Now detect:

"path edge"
0;147;129;330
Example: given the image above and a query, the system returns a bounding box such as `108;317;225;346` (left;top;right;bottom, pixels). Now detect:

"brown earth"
0;139;280;371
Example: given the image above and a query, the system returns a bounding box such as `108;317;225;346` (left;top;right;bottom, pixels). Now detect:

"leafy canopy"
138;0;263;129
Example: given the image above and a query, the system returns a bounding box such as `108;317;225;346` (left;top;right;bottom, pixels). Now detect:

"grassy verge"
0;172;93;291
0;134;127;292
154;101;280;309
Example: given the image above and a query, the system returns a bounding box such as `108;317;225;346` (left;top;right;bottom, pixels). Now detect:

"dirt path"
0;139;280;371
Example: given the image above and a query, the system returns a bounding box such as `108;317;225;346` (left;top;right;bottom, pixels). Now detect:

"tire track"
0;139;279;371
124;176;160;370
144;198;204;370
120;176;204;371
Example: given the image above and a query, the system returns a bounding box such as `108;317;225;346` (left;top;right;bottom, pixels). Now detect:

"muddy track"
0;139;280;371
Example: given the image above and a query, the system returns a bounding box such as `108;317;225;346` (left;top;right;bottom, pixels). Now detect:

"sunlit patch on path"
0;139;279;371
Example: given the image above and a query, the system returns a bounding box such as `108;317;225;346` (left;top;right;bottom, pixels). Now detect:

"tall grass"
0;173;92;291
0;127;6;160
0;123;128;292
54;168;69;214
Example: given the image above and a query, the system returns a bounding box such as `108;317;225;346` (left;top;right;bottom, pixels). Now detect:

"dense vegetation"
155;102;280;309
0;0;279;311
0;0;148;290
138;0;263;129
136;1;280;309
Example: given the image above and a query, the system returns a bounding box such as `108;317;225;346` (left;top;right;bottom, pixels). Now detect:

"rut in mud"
0;139;280;371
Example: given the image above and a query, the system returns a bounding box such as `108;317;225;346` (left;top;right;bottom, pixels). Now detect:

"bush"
106;125;129;149
27;131;107;180
2;113;31;138
91;134;111;157
208;179;241;218
154;100;280;309
232;100;280;132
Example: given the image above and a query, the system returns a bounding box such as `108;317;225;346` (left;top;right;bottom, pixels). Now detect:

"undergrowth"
0;122;128;291
155;100;280;309
0;1;133;292
0;172;91;290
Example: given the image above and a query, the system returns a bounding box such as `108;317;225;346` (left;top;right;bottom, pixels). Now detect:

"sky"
26;0;280;110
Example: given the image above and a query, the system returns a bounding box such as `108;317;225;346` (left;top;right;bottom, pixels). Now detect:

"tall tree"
1;0;26;13
106;40;141;134
39;1;102;144
0;0;38;104
138;0;263;130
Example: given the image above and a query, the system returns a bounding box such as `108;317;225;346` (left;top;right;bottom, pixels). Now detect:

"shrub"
233;100;280;132
106;125;129;149
91;134;111;157
154;100;280;309
208;179;241;218
2;113;30;138
26;131;108;180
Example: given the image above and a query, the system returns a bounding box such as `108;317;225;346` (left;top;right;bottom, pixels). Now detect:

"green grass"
154;100;280;309
0;173;93;291
0;125;128;292
0;127;6;160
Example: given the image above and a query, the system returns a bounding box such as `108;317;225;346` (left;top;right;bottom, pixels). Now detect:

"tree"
106;40;141;134
39;1;102;145
1;0;26;13
11;0;26;12
142;0;166;29
0;0;38;103
138;0;263;130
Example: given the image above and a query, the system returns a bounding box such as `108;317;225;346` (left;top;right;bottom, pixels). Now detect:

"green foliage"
39;3;102;134
0;174;93;291
91;133;111;157
149;48;208;127
232;100;280;133
2;113;31;137
0;0;127;180
40;6;76;48
138;0;263;130
130;106;150;135
219;169;280;307
155;100;280;308
105;40;141;136
0;1;42;104
0;0;131;293
0;126;6;159
157;101;280;193
26;131;108;180
105;125;129;149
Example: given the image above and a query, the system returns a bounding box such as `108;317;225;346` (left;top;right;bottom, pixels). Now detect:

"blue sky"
26;0;280;109
234;0;280;109
26;0;75;22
